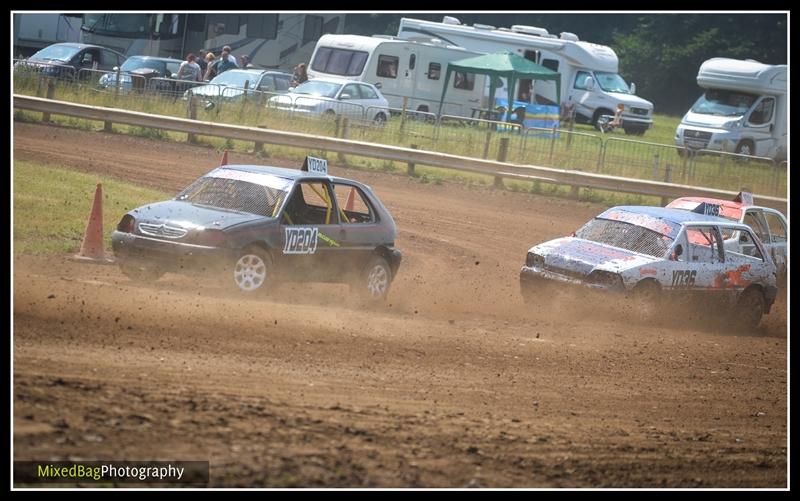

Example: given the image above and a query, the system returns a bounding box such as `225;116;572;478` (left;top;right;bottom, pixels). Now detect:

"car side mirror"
171;73;178;79
339;93;351;100
672;244;683;260
374;82;382;89
585;77;595;91
629;82;636;95
113;66;119;72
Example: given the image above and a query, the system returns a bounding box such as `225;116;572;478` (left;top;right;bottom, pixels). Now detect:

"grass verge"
13;160;169;254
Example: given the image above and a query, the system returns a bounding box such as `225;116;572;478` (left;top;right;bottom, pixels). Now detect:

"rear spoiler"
733;191;754;205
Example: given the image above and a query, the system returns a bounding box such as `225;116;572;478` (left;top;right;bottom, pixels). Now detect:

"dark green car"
112;158;401;301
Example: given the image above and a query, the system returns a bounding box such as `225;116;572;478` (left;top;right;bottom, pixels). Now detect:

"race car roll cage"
668;221;769;264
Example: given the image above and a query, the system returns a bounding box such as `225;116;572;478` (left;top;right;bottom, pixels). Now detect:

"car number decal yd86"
283;227;318;254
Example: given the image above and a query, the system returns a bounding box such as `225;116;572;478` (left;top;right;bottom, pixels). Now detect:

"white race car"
520;206;778;328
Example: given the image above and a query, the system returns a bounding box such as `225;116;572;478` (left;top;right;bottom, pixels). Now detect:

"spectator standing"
196;49;209;74
223;45;239;67
203;52;217;81
176;53;202;95
215;50;237;75
291;63;308;87
239;55;255;69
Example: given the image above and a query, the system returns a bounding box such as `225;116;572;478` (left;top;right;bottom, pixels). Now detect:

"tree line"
344;13;787;116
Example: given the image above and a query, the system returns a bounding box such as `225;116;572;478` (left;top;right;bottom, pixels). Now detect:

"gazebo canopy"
438;51;561;118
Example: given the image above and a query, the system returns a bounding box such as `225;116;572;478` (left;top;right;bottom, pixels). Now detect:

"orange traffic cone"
344;187;355;211
220;149;229;166
74;183;111;263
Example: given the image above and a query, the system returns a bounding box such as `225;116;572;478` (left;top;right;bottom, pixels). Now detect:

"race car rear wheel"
232;246;272;294
630;280;661;322
119;259;164;283
360;256;392;301
732;287;764;330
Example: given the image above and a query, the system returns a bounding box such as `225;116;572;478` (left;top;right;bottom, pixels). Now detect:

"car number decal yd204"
283;227;319;254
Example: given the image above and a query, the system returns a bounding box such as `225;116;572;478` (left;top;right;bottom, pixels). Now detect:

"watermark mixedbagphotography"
14;461;209;486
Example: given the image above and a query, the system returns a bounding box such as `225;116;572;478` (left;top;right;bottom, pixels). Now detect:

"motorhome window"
574;71;593;90
595;72;631;94
409;54;416;70
358;84;379;100
208;14;240;35
425;63;440;80
311;47;367;76
453;71;475;90
303;15;324;45
377;55;399;78
524;50;539;63
749;97;775;125
542;59;559;72
246;14;279;40
84;14;151;36
690;90;757;116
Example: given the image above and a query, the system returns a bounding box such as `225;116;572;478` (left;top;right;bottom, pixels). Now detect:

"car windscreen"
575;218;673;258
30;45;81;62
120;57;167;74
594;72;631;94
292;80;341;98
175;177;288;217
690;89;757;116
209;70;260;88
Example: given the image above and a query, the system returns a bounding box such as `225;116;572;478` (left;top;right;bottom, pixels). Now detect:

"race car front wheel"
360;256;392;301
232;246;272;294
630;280;661;322
732;287;765;330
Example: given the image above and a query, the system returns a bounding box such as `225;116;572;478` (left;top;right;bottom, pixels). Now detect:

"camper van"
397;16;654;135
307;34;488;118
675;58;787;161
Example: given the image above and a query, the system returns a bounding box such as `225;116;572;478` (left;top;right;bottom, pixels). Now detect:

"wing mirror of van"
373;82;382;89
629;82;636;95
585;77;595;91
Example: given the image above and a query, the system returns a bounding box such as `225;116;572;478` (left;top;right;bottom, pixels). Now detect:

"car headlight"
526;252;544;269
722;117;744;129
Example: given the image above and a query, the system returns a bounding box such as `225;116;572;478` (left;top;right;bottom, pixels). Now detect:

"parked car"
112;158;402;301
666;192;787;277
185;69;293;104
268;77;390;123
98;55;182;94
14;42;126;81
519;206;778;328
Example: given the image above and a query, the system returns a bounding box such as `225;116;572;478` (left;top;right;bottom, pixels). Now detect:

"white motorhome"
675;58;787;161
397;16;654;135
14;14;81;57
307;34;488;118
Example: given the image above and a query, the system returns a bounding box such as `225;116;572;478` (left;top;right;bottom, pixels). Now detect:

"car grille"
138;223;188;239
630;107;649;116
683;129;712;149
544;265;586;281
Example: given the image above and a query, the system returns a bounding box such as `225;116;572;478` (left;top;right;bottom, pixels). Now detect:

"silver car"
268;77;390;123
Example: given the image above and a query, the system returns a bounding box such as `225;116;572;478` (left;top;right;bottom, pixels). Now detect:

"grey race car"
112;158;402;300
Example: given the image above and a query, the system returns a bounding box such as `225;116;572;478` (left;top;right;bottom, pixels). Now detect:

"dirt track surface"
13;122;787;487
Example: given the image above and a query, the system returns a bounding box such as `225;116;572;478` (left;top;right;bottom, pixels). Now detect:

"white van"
307;34;488;118
397;16;654;135
675;58;787;161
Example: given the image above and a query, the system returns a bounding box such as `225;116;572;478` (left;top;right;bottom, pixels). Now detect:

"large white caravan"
14;14;81;57
307;34;488;118
675;58;787;161
397;16;654;135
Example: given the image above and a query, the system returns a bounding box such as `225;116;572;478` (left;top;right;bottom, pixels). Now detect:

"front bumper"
519;265;625;295
111;231;231;271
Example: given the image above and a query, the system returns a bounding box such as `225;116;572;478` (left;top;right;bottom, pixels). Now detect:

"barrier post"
42;79;55;123
495;137;509;188
187;95;198;143
407;144;418;176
